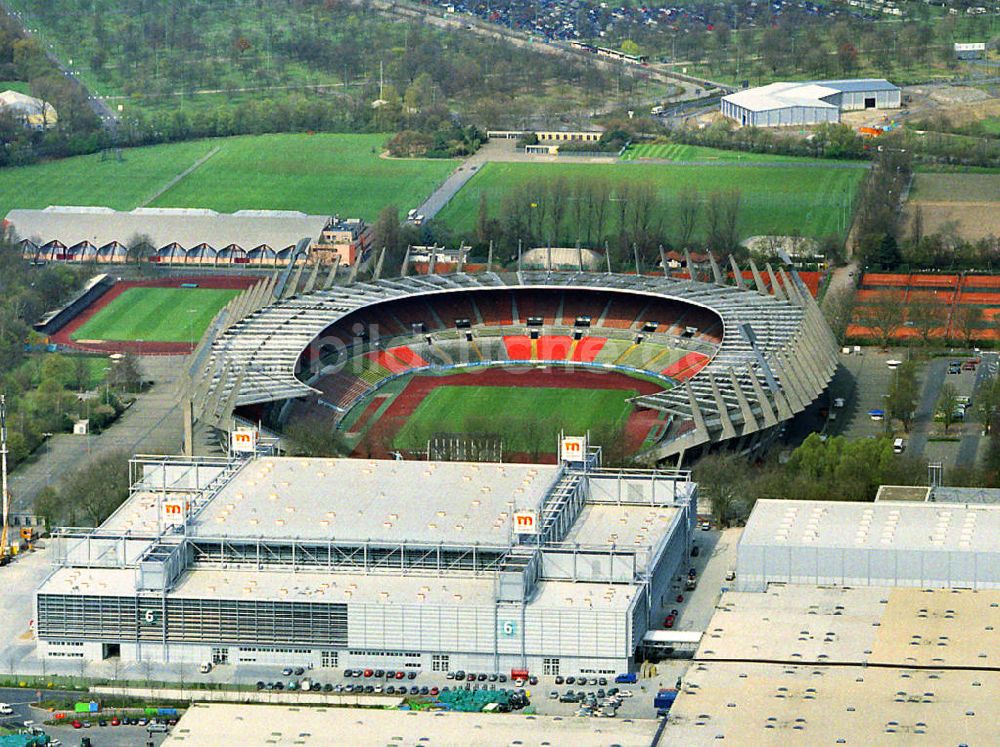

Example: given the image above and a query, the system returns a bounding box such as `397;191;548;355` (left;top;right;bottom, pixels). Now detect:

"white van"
893;438;905;454
0;703;13;715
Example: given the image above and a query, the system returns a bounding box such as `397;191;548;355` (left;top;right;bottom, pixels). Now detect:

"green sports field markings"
71;288;239;343
392;385;636;453
137;146;221;207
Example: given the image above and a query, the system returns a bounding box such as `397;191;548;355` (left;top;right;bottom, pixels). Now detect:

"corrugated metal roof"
6;206;330;250
815;78;900;93
723;78;898;112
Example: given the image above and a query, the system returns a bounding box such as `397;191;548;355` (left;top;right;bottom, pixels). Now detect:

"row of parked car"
553;675;609;686
345;668;418;680
448;671;538;686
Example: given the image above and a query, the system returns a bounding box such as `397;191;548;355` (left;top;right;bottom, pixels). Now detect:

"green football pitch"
392;385;637;452
0;133;455;222
71;287;239;343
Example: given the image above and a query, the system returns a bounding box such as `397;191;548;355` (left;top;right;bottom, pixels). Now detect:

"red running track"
49;275;258;355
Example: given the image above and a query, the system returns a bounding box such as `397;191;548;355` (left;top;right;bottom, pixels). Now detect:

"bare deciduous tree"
677;185;700;248
864;291;906;349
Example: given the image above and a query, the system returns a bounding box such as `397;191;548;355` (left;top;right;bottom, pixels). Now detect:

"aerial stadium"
187;258;838;466
34;258;837;676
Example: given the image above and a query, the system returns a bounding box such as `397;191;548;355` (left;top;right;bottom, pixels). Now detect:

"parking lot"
0;686;170;747
223;666;660;721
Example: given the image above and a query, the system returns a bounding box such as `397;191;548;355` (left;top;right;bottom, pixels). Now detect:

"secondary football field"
0;133;454;221
392;384;636;452
71;287;239;343
437;160;863;242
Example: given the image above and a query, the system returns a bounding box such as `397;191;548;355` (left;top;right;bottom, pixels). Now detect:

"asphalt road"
907;356;948;459
1;4;118;130
955;352;998;468
9;356;184;515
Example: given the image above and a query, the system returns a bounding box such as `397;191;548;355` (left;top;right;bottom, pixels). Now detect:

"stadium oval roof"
192;268;837;463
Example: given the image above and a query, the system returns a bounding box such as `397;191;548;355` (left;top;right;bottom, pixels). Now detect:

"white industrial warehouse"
34;451;696;676
665;503;1000;744
735;498;1000;591
721;78;901;127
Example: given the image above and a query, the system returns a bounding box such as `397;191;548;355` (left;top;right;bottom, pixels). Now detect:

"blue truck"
654;688;678;713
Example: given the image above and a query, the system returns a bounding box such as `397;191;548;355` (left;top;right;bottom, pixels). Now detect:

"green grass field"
392;385;636;452
71;288;239;343
149;134;455;219
438;161;863;242
0;133;454;221
621;143;824;163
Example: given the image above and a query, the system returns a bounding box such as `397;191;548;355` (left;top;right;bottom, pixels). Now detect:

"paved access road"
9;356;185;515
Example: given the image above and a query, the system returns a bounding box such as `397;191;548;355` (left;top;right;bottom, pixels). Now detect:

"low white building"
721;79;901;127
0;89;57;129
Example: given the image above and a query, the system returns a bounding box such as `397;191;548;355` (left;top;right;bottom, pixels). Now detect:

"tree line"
693;433;927;526
471;175;746;269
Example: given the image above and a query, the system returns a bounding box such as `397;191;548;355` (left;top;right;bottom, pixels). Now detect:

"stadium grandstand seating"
357;358;395;386
569;336;606;363
433;294;482;326
476;291;515;326
662;351;711;380
560;291;606;327
313;371;374;412
517;294;561;325
600;297;646;329
293;285;725;425
503;335;533;361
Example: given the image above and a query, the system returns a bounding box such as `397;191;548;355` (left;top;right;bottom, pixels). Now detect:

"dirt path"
138;146;221;207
